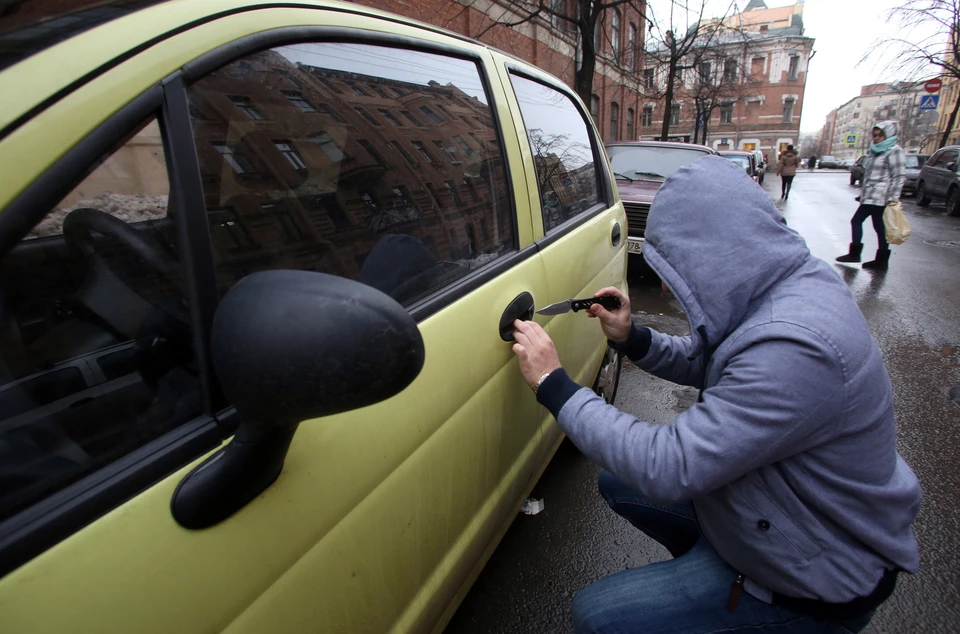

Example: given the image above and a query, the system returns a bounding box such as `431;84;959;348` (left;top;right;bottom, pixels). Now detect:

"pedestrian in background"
777;144;799;200
511;156;920;634
808;155;817;170
836;121;905;270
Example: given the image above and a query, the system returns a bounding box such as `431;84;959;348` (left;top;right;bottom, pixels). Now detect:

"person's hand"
512;320;562;389
586;286;631;343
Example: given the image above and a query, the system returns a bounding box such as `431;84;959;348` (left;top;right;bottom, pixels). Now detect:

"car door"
495;58;627;463
0;7;551;634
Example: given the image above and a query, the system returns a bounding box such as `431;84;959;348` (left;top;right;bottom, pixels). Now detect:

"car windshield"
606;145;711;181
721;154;751;172
906;155;928;169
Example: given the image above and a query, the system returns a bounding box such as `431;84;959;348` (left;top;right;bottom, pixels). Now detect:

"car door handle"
499;291;534;341
611;222;621;246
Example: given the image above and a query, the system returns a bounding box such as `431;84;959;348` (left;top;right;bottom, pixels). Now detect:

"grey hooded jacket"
540;156;921;602
861;120;906;206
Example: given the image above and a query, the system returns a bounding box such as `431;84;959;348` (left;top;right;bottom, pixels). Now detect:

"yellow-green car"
0;1;627;631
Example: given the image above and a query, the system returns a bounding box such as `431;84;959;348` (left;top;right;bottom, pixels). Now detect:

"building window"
856;102;862;108
274;141;307;170
434;140;458;162
642;106;653;127
788;55;800;80
354;107;380;126
783;98;795;123
392;185;415;207
411;140;434;163
627;107;635;139
229;96;264;120
699;62;711;85
317;77;343;94
463;177;478;201
420;106;444;123
263;204;303;242
609;102;619;142
309;132;345;162
644;68;655;90
444;180;463;206
360;191;379;211
378;108;402;126
454;135;476;156
611;9;621;60
401;110;422;126
213;142;256;174
751;57;765;79
357;139;386;165
389;140;416;165
853;112;860;119
425;182;443;208
628;23;638;71
370;84;391;98
317;103;346;123
283;90;315;112
590;94;600;124
720;103;734;124
670;104;680;126
347;81;369;96
723;58;737;84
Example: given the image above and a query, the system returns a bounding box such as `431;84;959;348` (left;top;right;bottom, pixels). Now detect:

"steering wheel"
63;208;173;277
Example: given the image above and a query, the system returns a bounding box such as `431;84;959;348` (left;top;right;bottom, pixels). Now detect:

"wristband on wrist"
533;371;552;394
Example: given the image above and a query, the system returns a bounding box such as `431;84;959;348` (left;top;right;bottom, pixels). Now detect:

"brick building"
640;0;815;164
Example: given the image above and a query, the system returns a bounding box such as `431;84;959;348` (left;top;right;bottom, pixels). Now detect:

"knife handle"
571;296;622;312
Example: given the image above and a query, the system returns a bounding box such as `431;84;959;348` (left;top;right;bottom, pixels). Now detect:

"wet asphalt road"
444;171;960;633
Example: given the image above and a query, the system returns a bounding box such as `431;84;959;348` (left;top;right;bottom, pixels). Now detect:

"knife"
536;295;621;316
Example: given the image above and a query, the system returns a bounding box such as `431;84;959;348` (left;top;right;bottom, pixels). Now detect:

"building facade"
639;0;814;164
822;82;940;161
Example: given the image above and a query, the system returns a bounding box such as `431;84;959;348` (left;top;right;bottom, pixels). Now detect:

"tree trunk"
575;13;597;113
693;100;702;145
660;58;677;141
939;89;960;149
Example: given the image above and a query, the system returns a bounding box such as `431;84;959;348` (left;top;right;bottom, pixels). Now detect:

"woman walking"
777;144;799;199
836;121;905;270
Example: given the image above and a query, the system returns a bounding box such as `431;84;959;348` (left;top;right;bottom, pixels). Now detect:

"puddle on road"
924;240;960;249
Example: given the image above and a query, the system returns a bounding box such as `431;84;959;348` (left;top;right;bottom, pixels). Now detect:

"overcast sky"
647;0;943;133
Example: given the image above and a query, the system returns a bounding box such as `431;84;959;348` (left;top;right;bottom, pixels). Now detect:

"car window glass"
928;151;944;167
507;74;600;233
905;155;920;169
942;150;959;165
186;43;515;307
0;117;201;522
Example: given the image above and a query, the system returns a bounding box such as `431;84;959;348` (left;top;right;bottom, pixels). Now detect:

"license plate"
627;238;644;254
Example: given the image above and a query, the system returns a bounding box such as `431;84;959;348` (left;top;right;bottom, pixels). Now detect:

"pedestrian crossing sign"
845;134;858;145
919;94;940;111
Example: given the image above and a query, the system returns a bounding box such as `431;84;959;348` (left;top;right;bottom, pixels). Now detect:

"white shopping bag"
883;201;911;245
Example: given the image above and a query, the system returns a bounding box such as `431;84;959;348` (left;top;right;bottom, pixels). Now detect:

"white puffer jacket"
861;120;905;206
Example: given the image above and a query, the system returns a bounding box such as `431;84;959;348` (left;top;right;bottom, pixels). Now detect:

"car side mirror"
948;161;958;171
172;270;425;529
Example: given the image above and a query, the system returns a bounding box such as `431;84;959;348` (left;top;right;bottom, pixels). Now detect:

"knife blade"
536;295;621;316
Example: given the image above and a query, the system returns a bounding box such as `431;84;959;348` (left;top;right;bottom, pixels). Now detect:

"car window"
927;151;945;168
0;117;201;522
186;43;515;307
905;155;921;169
940;150;959;166
722;154;751;172
508;73;601;233
606;145;711;182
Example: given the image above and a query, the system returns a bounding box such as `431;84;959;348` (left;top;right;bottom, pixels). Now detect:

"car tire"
593;345;622;405
947;187;960;217
917;182;931;207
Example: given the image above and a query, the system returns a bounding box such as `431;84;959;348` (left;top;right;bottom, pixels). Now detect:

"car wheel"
916;182;931;207
593;346;622;405
947;187;960;217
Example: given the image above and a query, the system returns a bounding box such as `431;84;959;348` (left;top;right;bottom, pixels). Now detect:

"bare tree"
451;0;642;106
685;38;760;144
864;0;960;148
642;0;741;141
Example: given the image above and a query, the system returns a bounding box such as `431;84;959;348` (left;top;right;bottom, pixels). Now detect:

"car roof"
605;140;715;153
718;150;752;156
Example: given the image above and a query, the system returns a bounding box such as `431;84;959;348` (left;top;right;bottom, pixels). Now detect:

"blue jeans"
572;471;875;634
851;204;888;249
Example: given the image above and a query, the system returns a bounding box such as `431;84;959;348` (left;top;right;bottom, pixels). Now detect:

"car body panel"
0;5;622;634
718;150;759;182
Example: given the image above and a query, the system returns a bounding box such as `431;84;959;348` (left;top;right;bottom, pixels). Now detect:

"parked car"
605;141;716;254
818;156;842;169
902;153;931;195
850;155;867;186
916;146;960;215
750;149;766;184
0;3;628;633
718;150;762;183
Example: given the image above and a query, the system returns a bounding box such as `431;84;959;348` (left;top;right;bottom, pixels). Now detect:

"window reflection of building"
187;47;512;296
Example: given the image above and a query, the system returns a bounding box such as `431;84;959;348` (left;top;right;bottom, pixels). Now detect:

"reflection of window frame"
389;140;417;166
392;185;417;208
420;106;444;123
444;180;462;206
434;140;458;163
282;90;316;112
360;190;379;211
720;103;734;124
642;106;653;127
401;110;422;126
209;207;253;249
316;103;346;123
670;104;680;126
468;132;486;149
454;135;476;156
318;77;343;94
425;182;443;208
213;142;256;174
311;193;351;230
274;140;307;170
411;140;435;163
378;108;402;126
229;96;264;120
357;139;387;166
354;107;381;127
261;203;304;243
347;81;370;96
309;132;345;162
463;177;478;201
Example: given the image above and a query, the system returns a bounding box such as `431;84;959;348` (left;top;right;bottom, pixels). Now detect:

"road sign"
919;94;940;111
845;134;859;145
925;78;943;93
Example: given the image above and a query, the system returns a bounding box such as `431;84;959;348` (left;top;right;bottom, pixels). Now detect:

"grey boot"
836;243;864;263
862;249;891;270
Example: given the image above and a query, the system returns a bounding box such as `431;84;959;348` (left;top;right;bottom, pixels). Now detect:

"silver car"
916;146;960;215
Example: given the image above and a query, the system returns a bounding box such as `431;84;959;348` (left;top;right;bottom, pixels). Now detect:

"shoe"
836;243;864;263
862;249;891;270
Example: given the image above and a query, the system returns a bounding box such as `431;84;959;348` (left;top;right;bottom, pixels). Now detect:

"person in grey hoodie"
512;155;920;634
836;120;905;270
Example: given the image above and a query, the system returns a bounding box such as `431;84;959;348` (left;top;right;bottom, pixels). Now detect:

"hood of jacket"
875;120;900;139
641;155;810;355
